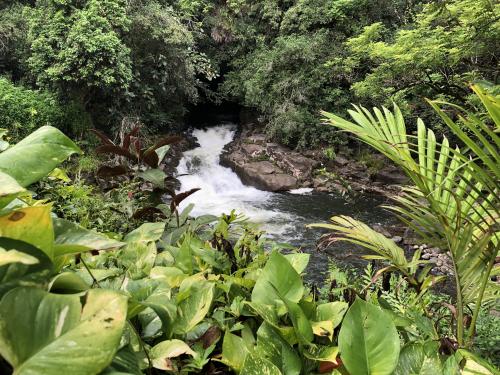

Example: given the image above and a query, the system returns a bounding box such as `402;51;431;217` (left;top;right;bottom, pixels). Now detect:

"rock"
263;174;298;191
333;155;350;167
373;224;392;238
391;236;403;244
246;134;267;145
235;161;298;191
241;143;266;157
373;168;409;185
266;145;319;181
245;161;278;175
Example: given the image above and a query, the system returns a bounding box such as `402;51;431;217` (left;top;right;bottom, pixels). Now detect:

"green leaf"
256;322;301;375
150;266;187;288
105;345;142;375
0;206;54;259
150;339;197;371
312;301;348;340
0;171;25;209
456;349;499;375
155;145;171;165
303;345;339;362
48;272;89;293
0;238;53;298
173;280;214;334
120;241;157;279
241;351;282;375
138;169;167;189
393;343;443;375
0;126;81;187
124;222;165;243
338;298;400;375
284;253;310;274
316;301;348;329
222;331;250;372
0;247;38;266
53;218;125;256
278;296;313;344
0;287;127;375
252;251;304;306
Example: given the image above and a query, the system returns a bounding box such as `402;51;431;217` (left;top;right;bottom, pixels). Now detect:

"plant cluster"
0;78;90;141
314;85;499;370
2;0;498;148
0;86;499;374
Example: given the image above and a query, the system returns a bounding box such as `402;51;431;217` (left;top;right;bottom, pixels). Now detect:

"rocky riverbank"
220;127;408;196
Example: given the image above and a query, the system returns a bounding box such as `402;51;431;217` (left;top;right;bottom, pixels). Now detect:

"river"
176;123;396;284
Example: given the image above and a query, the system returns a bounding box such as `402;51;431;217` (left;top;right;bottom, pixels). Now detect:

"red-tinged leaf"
96;165;129;178
319;357;342;373
95;145;135;160
134;139;142;158
170;188;200;211
91;129;114;145
123;126;140;150
142;151;159;168
151;135;183;150
197;326;221;349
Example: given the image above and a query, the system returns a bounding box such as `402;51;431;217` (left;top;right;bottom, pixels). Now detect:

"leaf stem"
466;244;495;347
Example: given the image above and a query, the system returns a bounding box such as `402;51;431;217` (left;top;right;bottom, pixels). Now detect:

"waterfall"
176;124;295;235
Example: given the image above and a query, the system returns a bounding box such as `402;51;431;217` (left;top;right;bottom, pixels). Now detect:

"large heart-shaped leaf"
53;218;125;256
256;322;301;375
0;287;128;375
221;331;250;372
338;298;400;375
173;280;214;334
0;205;54;259
393;343;442;375
0;126;81;187
241;351;282;375
251;251;304;306
124;222;165;243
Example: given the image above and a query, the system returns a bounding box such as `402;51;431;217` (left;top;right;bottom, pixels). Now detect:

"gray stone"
333;155;350;166
391;236;403;243
374;169;409;185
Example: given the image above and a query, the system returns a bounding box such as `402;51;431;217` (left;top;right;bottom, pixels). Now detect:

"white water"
176;124;296;237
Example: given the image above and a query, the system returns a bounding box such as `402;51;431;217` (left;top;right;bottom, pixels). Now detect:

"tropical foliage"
1;0;498;146
315;85;499;357
1;100;499;373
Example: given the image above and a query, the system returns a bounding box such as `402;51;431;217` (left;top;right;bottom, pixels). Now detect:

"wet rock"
235;161;298;191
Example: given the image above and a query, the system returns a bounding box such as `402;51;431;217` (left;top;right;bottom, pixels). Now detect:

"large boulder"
235;161;298;191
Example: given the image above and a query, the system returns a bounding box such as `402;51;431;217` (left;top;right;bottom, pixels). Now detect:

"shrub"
0;78;90;140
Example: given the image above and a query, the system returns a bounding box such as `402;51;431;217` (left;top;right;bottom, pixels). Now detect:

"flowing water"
176;124;396;284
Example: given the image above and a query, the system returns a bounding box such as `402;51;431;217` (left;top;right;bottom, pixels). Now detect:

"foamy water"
176;124;296;237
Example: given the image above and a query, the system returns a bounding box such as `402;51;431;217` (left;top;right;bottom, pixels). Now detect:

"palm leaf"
319;84;499;346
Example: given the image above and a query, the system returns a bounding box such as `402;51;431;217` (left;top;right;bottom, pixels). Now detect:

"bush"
0;78;90;140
